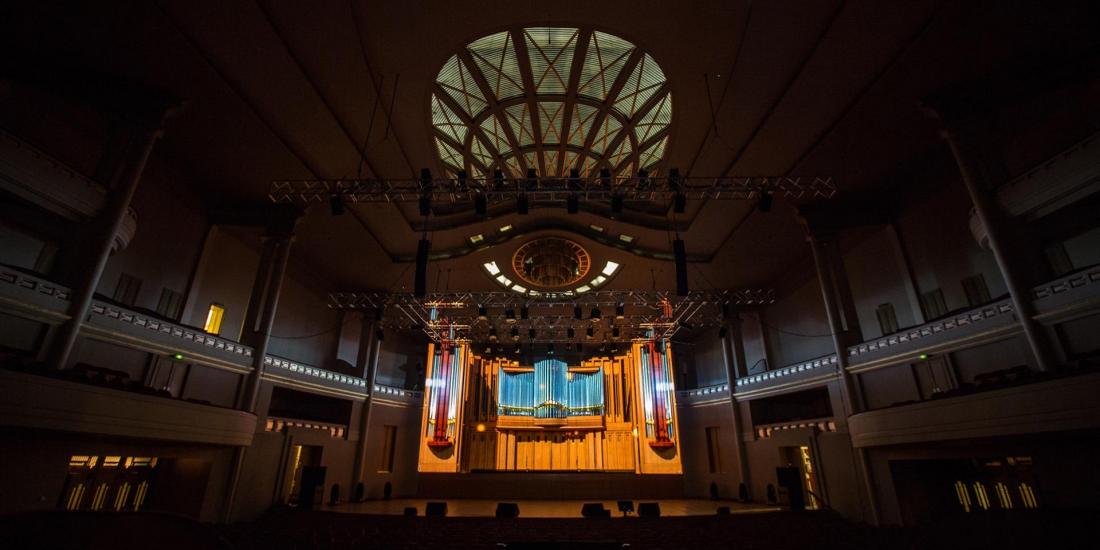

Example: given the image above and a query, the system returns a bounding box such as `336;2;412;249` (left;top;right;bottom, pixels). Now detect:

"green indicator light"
918;353;929;361
173;353;184;361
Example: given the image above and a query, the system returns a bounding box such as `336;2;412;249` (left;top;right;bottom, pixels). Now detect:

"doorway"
779;445;821;509
283;445;323;505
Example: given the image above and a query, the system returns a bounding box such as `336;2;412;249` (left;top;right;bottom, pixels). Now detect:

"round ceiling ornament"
511;237;591;289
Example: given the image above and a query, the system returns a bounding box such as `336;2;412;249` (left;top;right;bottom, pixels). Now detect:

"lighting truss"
269;176;835;205
330;289;774;343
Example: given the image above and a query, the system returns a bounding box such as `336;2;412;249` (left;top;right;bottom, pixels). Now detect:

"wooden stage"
336;499;780;518
416;472;686;499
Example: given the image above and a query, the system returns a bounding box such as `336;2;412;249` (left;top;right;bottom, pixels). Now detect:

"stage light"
615;303;625;319
637;168;649;188
476;423;486;432
611;193;623;214
590;307;601;321
419;168;432;216
599;167;612;185
329;194;345;216
526;167;537;189
520;305;529;320
547;343;555;355
493;168;505;190
574;306;582;320
375;328;385;342
612;326;620;338
719;326;728;338
505;308;516;322
673;192;686;214
478;304;487;320
567;327;575;339
599;343;607;353
474;193;487;216
514;344;521;354
375;306;385;321
510;327;519;341
586;327;594;339
528;328;536;340
489;328;498;341
517;193;529;215
668;168;681;191
456;169;468;190
483;344;492;354
758;191;773;213
567;193;579;214
568;168;581;190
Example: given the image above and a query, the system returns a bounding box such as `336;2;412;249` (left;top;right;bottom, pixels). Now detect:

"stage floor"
336;499;780;518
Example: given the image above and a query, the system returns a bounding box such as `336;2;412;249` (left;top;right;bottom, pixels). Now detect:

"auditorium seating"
213;508;1094;550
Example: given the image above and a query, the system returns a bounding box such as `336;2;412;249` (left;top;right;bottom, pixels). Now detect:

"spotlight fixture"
567;327;575;339
599;343;607;353
599;167;612;185
520;305;529;320
574;306;583;320
419;168;433;216
484;345;492;354
547;343;555;355
526;167;537;190
517;193;529;215
528;328;536;340
612;326;620;338
567;193;579;214
375;307;385;321
510;327;519;341
474;193;487;216
514;344;521;354
505;308;516;322
758;191;773;213
489;328;498;341
329;194;345;216
590;307;601;321
586;327;594;339
478;304;488;320
493;168;505;190
456;169;468;191
615;303;625;319
667;168;681;191
637;168;649;188
568;168;581;190
375;329;385;342
611;193;623;214
718;326;728;338
673;192;686;214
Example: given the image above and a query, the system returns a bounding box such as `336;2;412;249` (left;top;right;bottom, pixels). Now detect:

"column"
885;222;925;325
352;316;380;490
238;235;278;346
940;127;1055;372
809;234;879;524
239;231;295;412
826;239;862;343
720;314;751;499
46;112;172;370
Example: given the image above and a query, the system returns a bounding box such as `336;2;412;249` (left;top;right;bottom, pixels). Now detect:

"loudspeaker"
567;193;579;214
673;238;688;296
673;192;686;214
517;194;529;215
414;238;430;297
637;502;661;518
581;503;609;518
474;193;487;216
425;501;448;517
758;192;773;213
495;502;520;518
403;507;417;516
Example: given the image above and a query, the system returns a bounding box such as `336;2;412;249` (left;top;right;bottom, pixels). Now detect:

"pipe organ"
418;339;681;474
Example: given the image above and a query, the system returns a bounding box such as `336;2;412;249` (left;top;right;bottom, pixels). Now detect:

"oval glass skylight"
431;27;672;179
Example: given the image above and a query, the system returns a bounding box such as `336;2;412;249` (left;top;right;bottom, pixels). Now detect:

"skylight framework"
431;27;672;180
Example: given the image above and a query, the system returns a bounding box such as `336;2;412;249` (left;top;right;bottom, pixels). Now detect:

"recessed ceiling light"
496;275;512;286
575;285;591;293
484;261;500;275
602;261;619;276
470;234;484;244
618;234;634;243
511;285;527;293
589;224;605;232
499;224;513;233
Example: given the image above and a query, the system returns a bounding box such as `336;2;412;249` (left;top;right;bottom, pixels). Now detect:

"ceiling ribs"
511;28;547;177
150;0;397;260
557;28;593;177
575;48;644;173
601;81;670;174
718;0;847;179
432;83;509;173
346;0;416;178
454;47;527;174
255;0;381;180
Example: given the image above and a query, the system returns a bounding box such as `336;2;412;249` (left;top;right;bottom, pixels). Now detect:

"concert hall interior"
1;1;1099;548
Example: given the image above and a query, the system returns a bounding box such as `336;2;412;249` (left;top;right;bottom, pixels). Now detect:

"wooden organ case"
417;340;682;474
